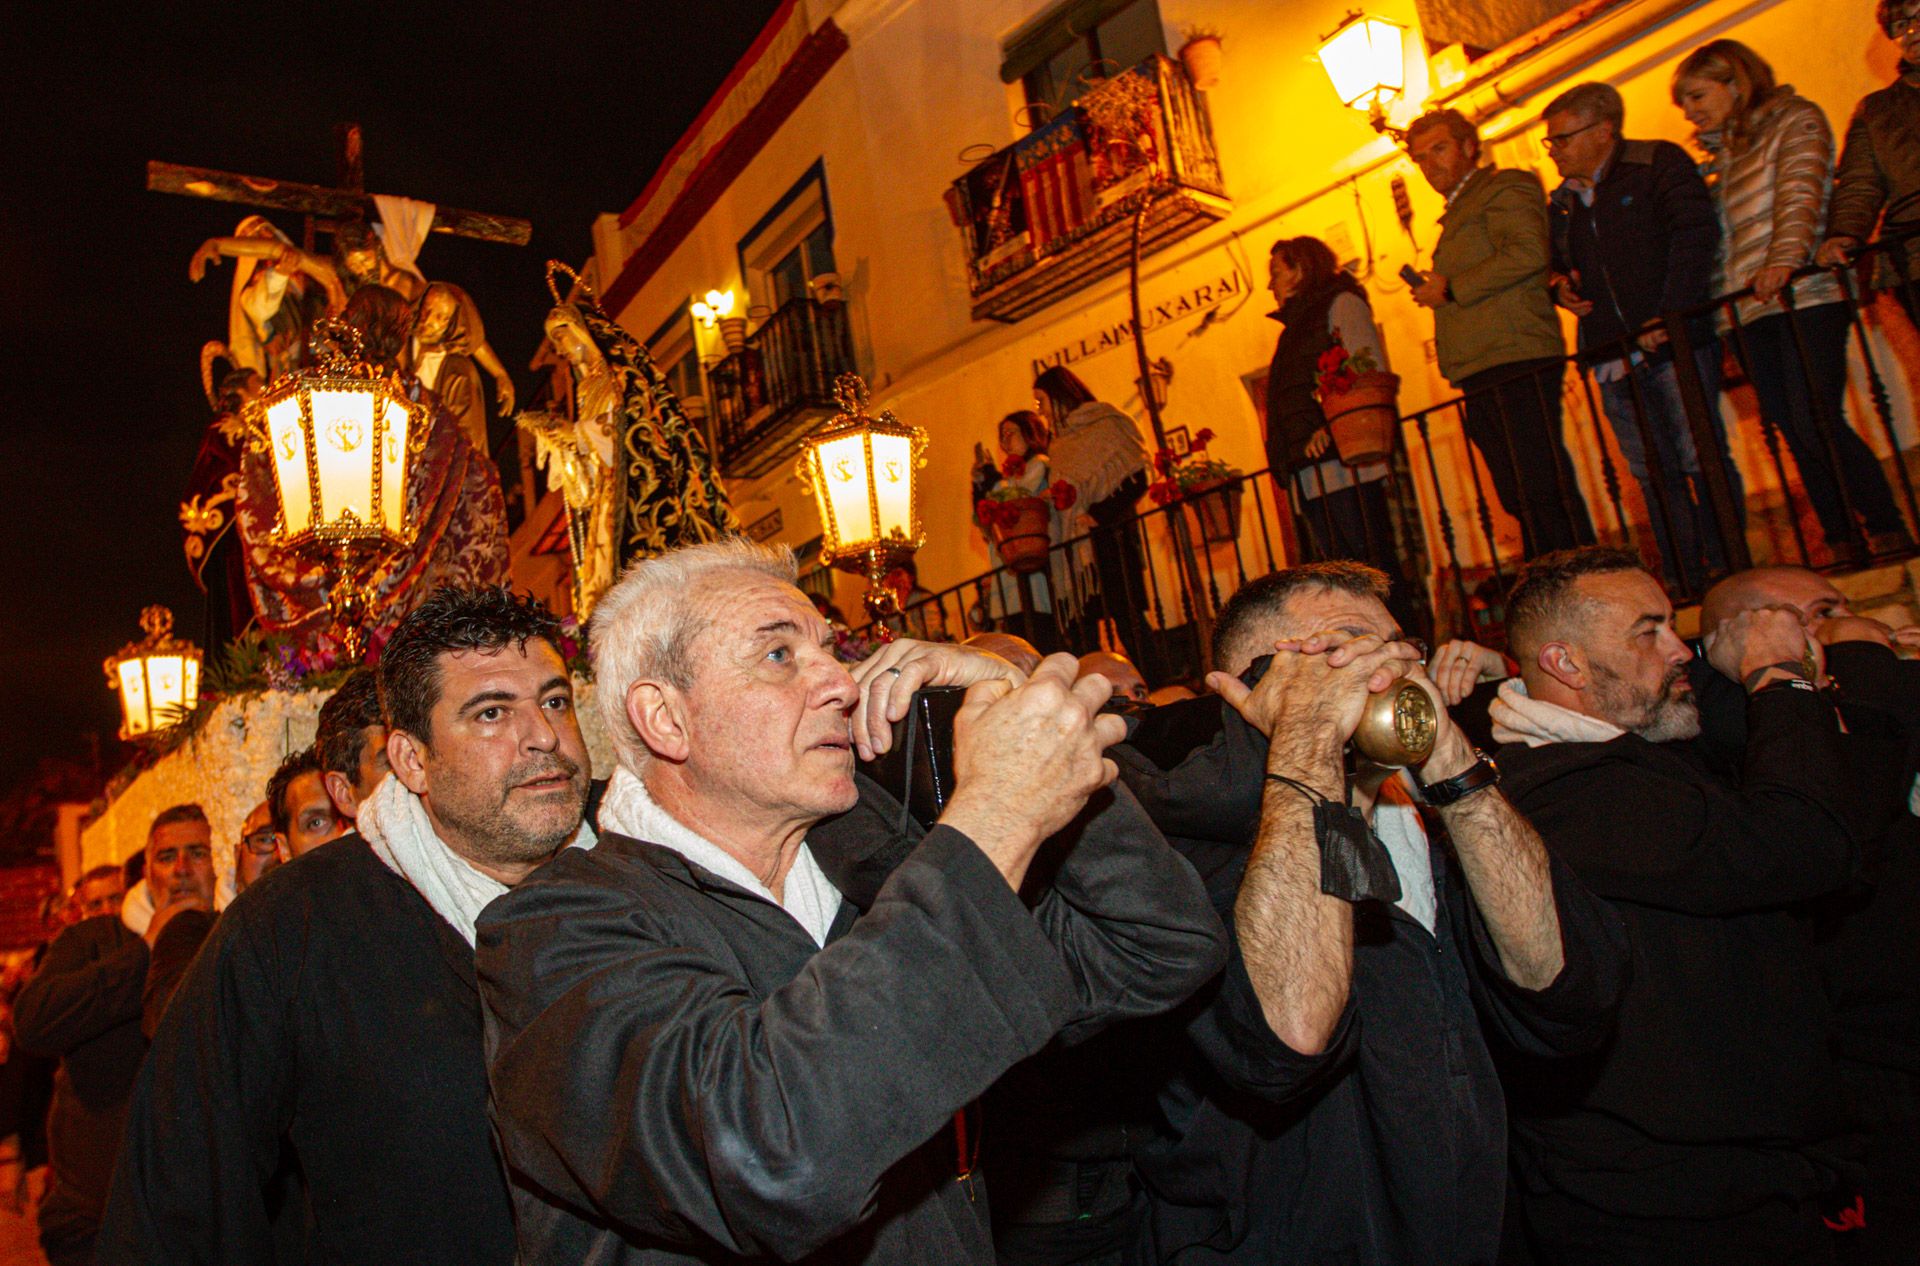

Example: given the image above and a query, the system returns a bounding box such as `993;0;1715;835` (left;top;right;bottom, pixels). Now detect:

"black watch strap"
1418;750;1500;806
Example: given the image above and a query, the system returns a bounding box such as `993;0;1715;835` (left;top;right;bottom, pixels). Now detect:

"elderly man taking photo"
476;538;1226;1265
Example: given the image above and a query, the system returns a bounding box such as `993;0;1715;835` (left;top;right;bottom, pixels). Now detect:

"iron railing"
709;296;857;478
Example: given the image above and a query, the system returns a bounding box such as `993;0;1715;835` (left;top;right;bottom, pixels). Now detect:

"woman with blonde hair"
1674;38;1911;560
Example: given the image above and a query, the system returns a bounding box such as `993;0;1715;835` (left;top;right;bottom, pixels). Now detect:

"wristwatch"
1415;749;1500;806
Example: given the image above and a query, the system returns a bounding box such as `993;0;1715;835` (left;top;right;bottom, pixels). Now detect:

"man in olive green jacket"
1409;108;1594;554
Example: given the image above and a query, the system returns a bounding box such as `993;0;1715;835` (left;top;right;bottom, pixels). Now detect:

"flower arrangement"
1147;428;1239;505
1314;333;1382;402
976;479;1076;529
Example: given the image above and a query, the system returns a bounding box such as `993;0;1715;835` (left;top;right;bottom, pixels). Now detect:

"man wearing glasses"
1543;80;1741;596
235;800;286;895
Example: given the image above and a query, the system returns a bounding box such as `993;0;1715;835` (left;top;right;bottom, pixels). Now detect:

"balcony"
709;296;857;478
946;54;1230;324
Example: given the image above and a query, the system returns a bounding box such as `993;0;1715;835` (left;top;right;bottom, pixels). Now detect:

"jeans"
1457;357;1596;555
1594;342;1745;594
1738;304;1906;547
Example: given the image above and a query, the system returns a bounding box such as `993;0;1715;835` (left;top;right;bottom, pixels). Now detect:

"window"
739;161;837;315
643;308;701;404
1003;0;1167;120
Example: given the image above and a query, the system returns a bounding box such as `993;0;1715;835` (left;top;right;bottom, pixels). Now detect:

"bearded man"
101;585;595;1265
1492;547;1869;1264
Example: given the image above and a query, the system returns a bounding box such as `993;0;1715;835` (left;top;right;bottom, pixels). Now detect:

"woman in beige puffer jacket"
1676;39;1910;557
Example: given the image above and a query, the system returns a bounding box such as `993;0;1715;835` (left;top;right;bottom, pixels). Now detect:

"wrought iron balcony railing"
946;54;1230;324
709;296;857;478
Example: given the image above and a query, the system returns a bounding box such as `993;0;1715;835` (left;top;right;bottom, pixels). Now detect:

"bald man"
1076;651;1149;704
1699;565;1920;1258
962;632;1043;676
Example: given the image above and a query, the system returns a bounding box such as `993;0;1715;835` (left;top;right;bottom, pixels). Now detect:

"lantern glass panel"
265;395;314;535
117;660;150;736
869;432;916;542
182;656;200;712
1320;18;1403;109
310;388;379;529
379;397;410;533
146;654;185;723
815;433;878;551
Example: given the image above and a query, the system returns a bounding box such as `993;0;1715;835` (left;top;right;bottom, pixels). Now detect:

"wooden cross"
147;122;531;249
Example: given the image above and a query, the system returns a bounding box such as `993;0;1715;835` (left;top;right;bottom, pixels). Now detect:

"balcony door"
740;161;836;317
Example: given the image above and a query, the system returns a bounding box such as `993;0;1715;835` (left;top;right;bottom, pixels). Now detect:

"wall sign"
1030;269;1245;378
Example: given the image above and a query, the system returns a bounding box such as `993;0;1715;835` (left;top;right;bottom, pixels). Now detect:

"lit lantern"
103;607;202;741
244;318;428;658
689;289;735;328
797;373;927;626
1318;11;1407;132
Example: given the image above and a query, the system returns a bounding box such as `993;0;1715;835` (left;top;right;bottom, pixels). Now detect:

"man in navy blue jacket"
1545;81;1744;595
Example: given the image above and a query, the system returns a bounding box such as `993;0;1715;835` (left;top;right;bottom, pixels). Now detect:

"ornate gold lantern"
797;374;927;625
1318;11;1408;134
243;319;428;658
103;606;202;741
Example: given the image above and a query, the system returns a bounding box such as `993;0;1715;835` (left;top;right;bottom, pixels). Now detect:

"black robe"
15;914;149;1252
1113;699;1631;1265
1497;686;1883;1231
97;836;517;1266
475;772;1228;1265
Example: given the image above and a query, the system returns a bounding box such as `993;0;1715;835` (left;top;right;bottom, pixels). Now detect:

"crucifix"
148;122;531;251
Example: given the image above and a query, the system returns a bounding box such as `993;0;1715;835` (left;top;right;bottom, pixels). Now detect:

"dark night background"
0;1;778;846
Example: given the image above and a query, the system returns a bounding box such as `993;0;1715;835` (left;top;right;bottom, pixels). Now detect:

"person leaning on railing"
1676;38;1914;563
1819;0;1920;325
1406;108;1597;556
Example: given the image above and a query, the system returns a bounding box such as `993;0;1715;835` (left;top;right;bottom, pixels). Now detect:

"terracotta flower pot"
1319;370;1401;467
808;272;844;305
1178;37;1223;90
990;497;1053;574
1182;478;1242;544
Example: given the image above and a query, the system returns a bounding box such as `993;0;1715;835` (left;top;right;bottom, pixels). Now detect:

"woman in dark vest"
1264;235;1398;571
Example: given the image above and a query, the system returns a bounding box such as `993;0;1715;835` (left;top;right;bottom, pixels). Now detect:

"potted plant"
808;272;845;305
1177;26;1224;90
1314;333;1401;466
977;480;1075;574
1147;428;1243;543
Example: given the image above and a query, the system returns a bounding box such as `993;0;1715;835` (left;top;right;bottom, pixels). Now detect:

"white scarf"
598;766;842;948
359;774;596;947
1489;678;1627;748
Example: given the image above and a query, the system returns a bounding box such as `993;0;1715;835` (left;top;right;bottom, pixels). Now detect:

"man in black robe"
1112;563;1628;1264
1492;548;1886;1262
18;803;213;1266
99;585;596;1265
476;539;1228;1265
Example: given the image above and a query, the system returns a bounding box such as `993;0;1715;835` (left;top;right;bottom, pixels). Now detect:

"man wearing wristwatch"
1114;562;1630;1265
1492;547;1878;1263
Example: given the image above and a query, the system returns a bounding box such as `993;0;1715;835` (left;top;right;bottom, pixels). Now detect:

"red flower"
1192;427;1216;448
1147;478;1181;505
1000;453;1028;478
1317;345;1348;374
1049;479;1078;511
1153;447;1176;476
976;498;1000;528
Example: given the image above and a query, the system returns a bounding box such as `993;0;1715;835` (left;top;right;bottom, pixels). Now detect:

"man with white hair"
476;538;1227;1265
1494;547;1873;1261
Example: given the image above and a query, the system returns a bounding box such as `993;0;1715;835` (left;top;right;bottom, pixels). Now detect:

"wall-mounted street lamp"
1318;11;1408;135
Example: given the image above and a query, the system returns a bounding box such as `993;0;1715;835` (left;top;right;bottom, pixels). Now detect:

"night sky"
0;1;778;801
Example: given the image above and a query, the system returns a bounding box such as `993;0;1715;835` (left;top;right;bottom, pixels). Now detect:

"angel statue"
517;261;738;617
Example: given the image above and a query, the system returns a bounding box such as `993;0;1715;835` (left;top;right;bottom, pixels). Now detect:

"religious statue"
411;282;496;452
188;216;337;381
517;261;738;617
190;208;516;416
180;353;264;649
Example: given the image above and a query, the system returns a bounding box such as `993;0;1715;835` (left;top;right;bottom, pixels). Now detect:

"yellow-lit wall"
599;0;1907;623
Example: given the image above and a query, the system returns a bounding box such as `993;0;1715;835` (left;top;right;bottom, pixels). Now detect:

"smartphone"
1400;264;1427;288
